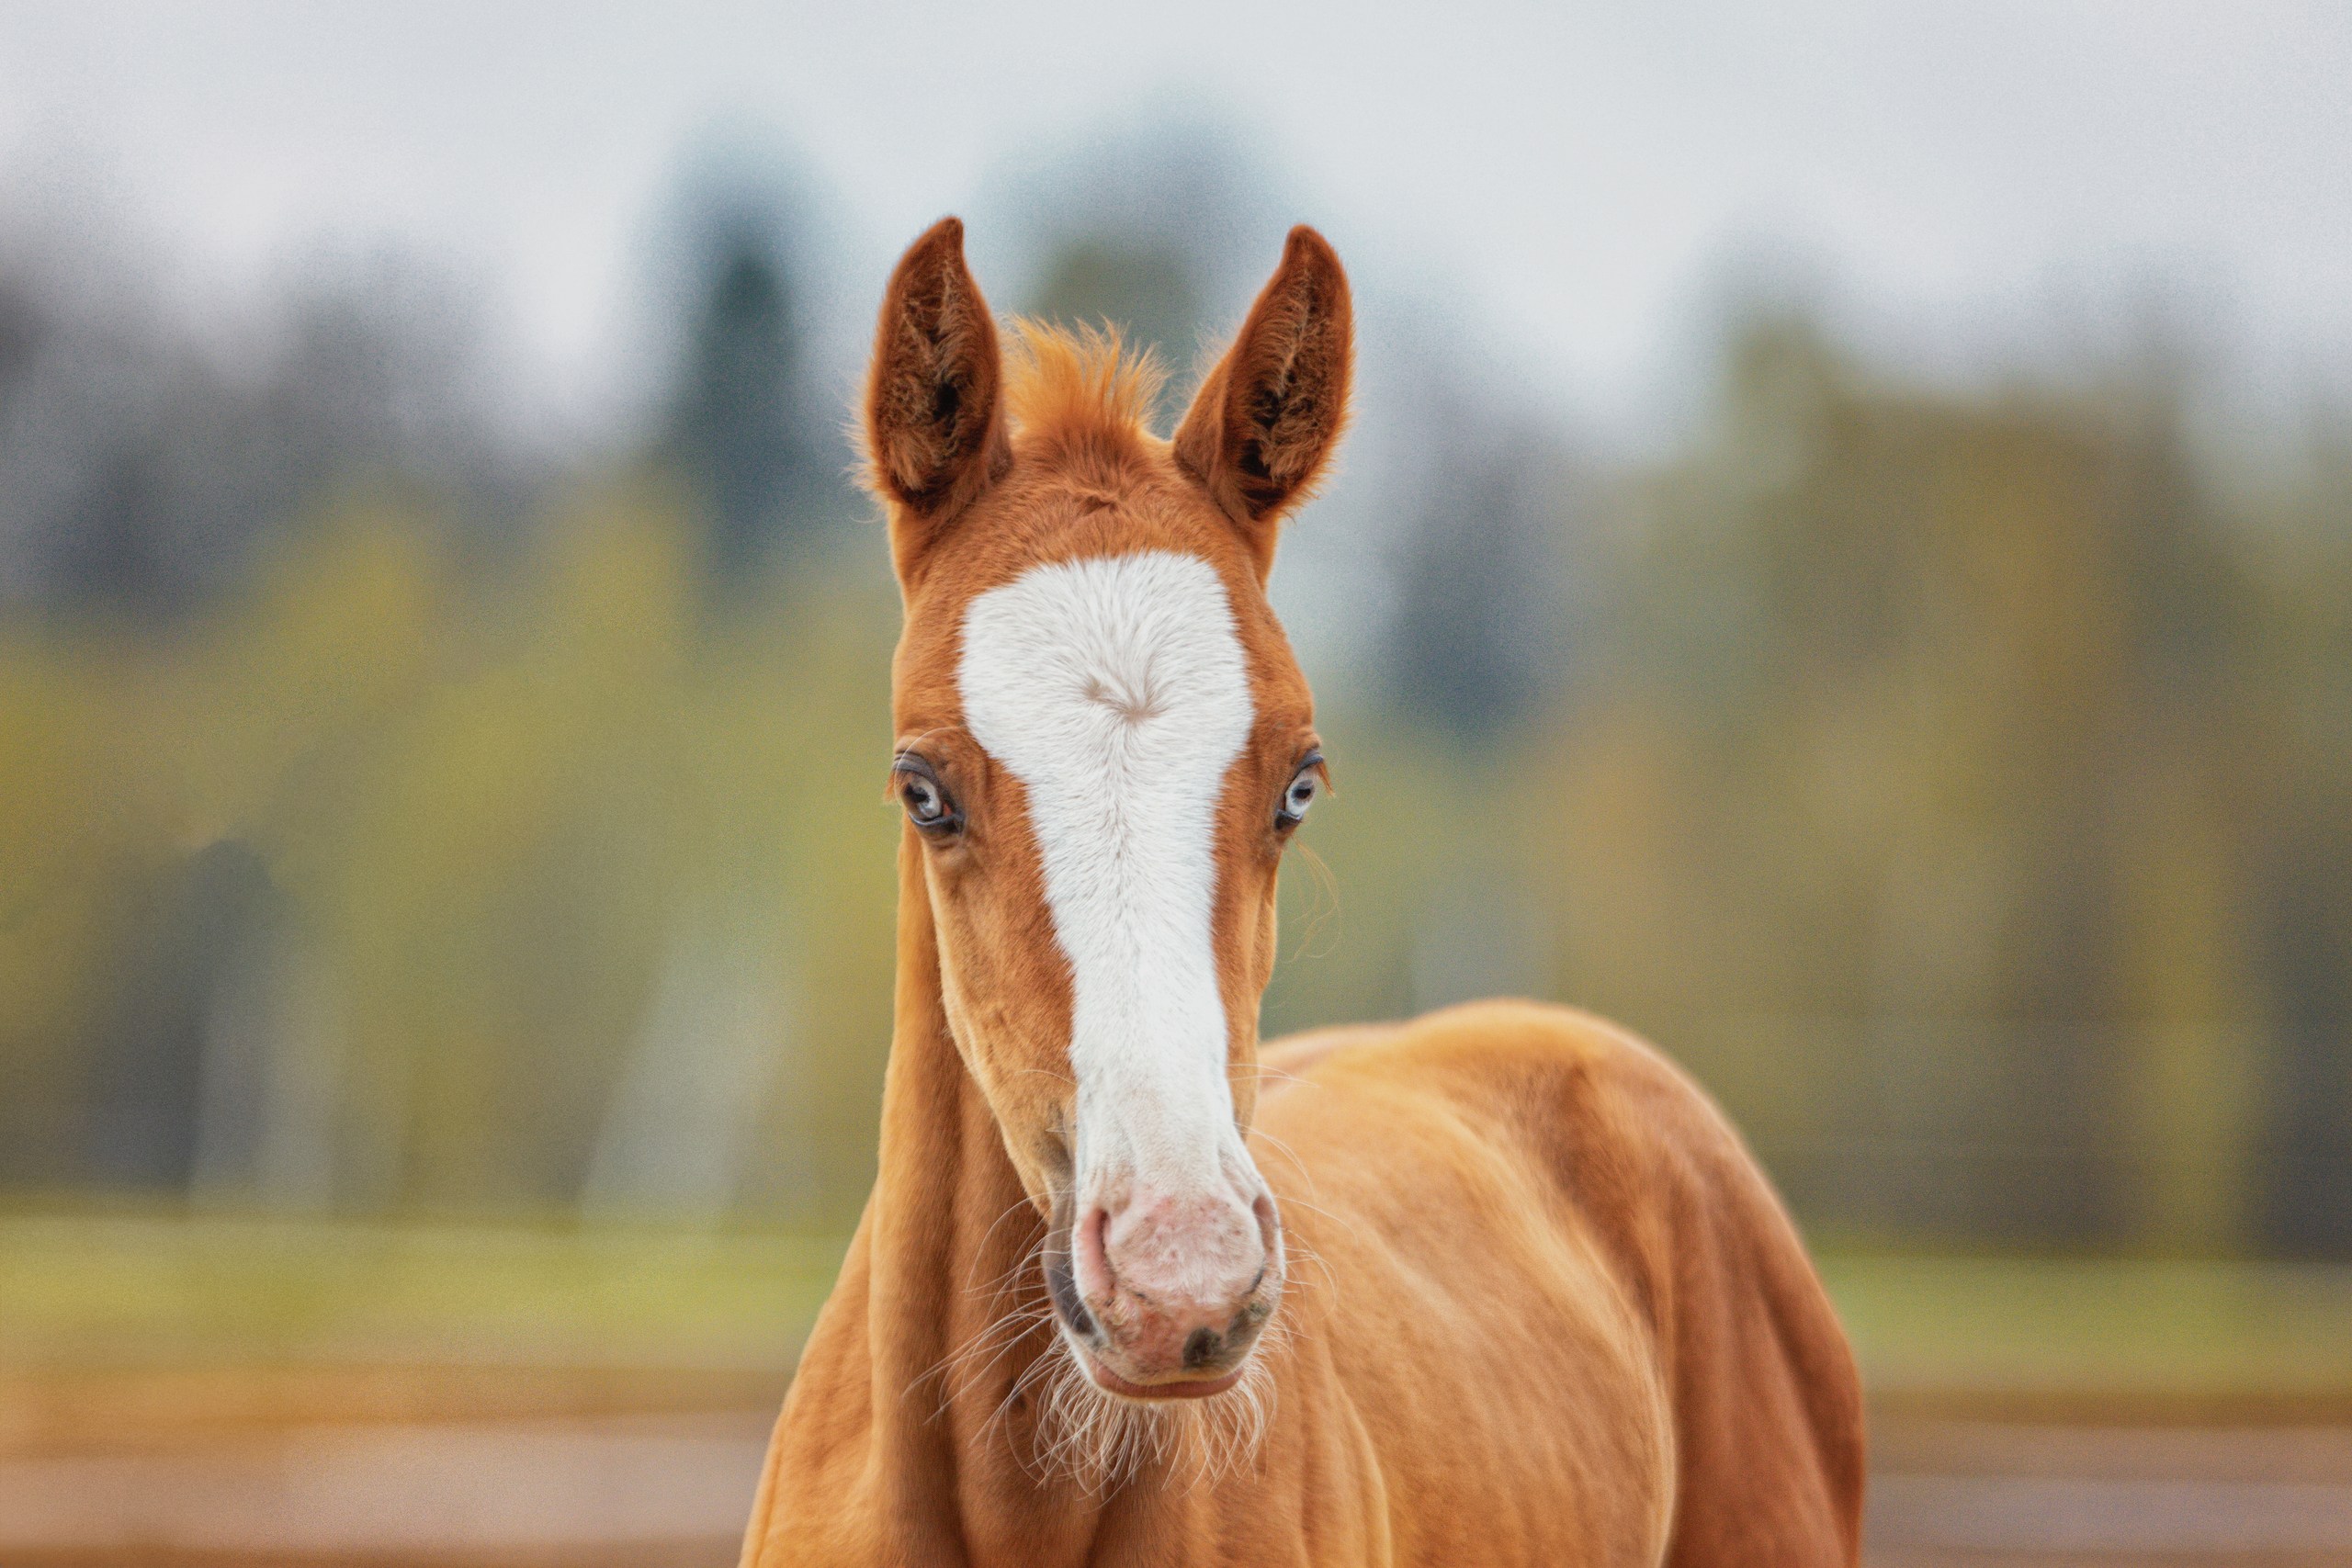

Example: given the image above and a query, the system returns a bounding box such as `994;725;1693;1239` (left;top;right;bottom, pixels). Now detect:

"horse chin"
1030;1323;1278;1491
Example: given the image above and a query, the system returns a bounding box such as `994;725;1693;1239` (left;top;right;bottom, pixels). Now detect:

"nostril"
1075;1203;1116;1300
1182;1327;1220;1370
1251;1191;1282;1256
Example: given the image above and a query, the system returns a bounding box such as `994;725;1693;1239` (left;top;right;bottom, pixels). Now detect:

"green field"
0;1213;842;1374
1823;1251;2352;1407
7;1213;2352;1406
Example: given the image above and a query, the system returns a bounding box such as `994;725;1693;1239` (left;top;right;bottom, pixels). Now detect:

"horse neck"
855;833;1087;1540
867;831;1040;1383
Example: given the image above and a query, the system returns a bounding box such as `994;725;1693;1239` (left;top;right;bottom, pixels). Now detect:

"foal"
740;220;1864;1567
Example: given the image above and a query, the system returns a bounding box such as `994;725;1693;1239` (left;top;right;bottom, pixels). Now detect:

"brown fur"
740;220;1864;1567
1003;320;1169;463
863;217;1014;580
1174;226;1353;579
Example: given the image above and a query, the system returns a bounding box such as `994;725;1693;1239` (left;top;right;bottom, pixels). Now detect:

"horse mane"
1003;319;1169;458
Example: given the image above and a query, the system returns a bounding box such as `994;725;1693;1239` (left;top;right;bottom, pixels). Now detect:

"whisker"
1246;1127;1326;1205
1010;1325;1283;1493
1289;842;1343;961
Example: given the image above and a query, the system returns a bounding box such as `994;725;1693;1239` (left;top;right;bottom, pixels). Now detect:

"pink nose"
1073;1190;1280;1383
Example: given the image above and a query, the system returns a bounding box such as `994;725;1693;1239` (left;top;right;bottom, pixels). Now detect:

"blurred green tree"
664;206;838;590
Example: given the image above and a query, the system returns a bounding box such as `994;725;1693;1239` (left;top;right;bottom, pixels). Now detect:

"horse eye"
895;758;959;833
1276;761;1321;829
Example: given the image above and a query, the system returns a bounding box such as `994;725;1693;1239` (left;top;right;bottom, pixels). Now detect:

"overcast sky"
4;1;2347;446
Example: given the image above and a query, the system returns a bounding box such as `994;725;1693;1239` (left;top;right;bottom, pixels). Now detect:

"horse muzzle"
1046;1184;1283;1397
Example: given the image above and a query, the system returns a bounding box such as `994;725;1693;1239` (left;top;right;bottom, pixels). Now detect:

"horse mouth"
1074;1349;1248;1402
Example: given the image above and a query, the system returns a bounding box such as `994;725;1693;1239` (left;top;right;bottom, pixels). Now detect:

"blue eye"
895;756;960;833
1277;758;1322;828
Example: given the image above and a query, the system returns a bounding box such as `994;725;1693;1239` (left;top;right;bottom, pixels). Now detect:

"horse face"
867;220;1350;1395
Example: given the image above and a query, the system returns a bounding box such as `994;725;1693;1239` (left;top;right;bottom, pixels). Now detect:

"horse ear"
863;217;1011;583
1174;225;1353;575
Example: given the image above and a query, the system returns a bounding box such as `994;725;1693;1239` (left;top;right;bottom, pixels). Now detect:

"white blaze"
957;550;1255;1202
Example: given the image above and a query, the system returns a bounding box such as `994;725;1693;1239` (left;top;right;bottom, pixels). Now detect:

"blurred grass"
8;1215;2352;1409
1824;1252;2352;1409
0;1213;842;1373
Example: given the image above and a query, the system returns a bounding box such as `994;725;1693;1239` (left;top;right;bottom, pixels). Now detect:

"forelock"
1004;320;1169;463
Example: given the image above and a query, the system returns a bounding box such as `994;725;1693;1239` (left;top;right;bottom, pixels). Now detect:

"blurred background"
4;4;2351;1563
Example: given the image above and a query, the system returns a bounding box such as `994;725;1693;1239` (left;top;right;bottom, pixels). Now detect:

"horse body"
1255;1010;1863;1565
739;218;1863;1566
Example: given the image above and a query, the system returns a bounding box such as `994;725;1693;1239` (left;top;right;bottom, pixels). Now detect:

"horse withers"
739;219;1865;1566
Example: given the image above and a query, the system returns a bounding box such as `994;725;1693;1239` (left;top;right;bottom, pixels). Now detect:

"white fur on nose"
956;551;1264;1224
